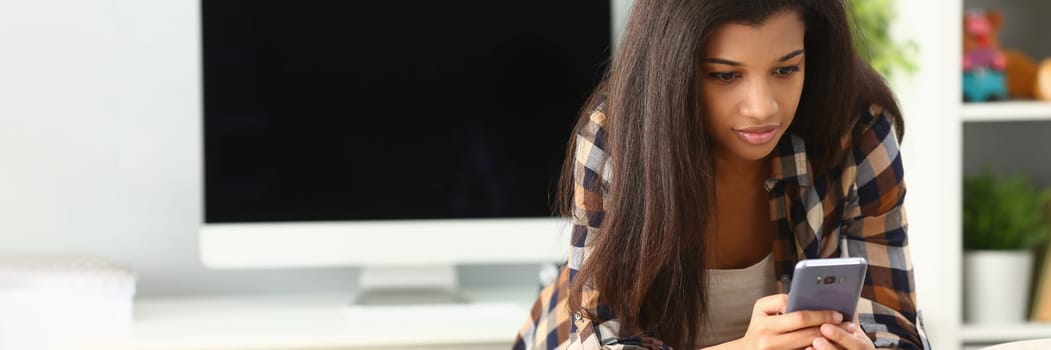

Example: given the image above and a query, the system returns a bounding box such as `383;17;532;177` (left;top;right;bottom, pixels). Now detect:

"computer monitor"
199;1;612;303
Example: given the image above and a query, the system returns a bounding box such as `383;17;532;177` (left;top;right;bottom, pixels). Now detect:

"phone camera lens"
822;276;837;284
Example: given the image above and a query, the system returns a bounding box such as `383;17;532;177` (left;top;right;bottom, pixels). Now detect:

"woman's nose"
739;79;779;120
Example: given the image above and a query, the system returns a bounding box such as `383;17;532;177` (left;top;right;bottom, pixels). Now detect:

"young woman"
514;1;928;350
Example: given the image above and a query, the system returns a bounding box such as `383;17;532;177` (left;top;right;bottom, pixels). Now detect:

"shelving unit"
960;323;1051;344
954;0;1051;349
962;101;1051;122
889;0;1051;349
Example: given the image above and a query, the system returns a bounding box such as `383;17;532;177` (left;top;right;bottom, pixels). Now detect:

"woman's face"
699;10;806;163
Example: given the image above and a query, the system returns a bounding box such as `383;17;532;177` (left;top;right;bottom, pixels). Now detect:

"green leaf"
847;0;918;79
963;171;1051;251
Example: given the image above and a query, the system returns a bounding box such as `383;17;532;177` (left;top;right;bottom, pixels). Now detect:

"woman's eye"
774;65;800;76
709;72;738;82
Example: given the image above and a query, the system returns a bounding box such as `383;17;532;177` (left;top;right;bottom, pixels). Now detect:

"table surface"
83;287;538;350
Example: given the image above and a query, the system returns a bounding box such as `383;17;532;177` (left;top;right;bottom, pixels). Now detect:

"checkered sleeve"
514;108;650;350
841;106;930;350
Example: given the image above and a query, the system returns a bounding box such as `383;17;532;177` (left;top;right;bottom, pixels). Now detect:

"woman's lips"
733;125;779;145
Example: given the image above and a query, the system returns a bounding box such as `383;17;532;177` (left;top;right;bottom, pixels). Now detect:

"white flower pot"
964;250;1034;324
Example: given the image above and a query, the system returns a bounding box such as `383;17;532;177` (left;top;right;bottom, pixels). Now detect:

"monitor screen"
203;1;612;224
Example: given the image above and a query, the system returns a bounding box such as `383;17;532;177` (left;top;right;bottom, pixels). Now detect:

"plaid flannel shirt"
513;104;930;350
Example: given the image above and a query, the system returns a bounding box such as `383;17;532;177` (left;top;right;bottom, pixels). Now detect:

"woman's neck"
714;152;770;188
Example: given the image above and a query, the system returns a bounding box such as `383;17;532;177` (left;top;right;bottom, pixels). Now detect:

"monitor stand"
351;265;466;305
344;264;535;328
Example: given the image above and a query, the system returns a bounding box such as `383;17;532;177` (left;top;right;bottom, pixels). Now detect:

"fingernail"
821;324;835;335
846;322;857;333
833;312;844;323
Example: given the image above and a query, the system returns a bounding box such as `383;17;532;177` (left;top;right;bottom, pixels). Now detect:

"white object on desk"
93;288;537;350
0;255;135;350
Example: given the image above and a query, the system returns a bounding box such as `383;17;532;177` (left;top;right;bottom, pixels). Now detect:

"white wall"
0;0;635;297
892;0;962;347
612;0;633;48
0;0;367;297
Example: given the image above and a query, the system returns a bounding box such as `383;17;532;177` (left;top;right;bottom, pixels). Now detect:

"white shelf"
960;323;1051;344
961;101;1051;122
83;288;536;350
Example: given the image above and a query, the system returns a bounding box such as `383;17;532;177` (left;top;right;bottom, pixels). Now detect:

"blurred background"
1;0;1050;349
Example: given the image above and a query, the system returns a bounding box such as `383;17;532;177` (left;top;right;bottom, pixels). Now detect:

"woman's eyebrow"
778;49;805;62
702;49;805;66
702;57;741;66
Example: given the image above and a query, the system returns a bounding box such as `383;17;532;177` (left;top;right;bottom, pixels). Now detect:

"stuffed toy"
1037;59;1051;101
971;9;1051;102
962;9;1008;102
1003;49;1051;101
1004;50;1037;99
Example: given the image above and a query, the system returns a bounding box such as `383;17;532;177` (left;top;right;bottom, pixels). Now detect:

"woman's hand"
727;294;844;350
806;321;875;350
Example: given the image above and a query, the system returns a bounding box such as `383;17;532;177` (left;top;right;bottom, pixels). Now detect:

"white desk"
89;287;537;350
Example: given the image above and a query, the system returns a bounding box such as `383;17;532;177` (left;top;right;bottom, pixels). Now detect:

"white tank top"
699;253;778;347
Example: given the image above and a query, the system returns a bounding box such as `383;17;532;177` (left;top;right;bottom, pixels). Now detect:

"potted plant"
963;171;1051;324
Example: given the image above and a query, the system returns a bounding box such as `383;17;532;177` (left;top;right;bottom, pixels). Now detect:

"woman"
514;0;929;349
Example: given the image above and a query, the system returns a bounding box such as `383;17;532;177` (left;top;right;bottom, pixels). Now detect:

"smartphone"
785;257;868;321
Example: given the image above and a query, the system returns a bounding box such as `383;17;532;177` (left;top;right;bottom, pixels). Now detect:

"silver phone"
785;257;868;321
